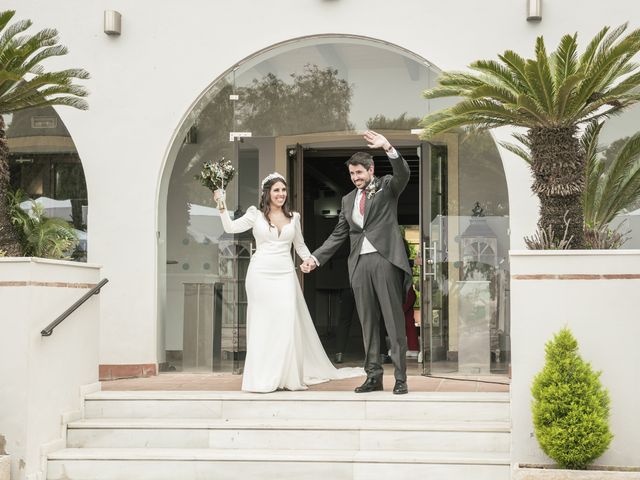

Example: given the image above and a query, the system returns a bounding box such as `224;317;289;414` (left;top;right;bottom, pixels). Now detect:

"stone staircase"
47;390;511;480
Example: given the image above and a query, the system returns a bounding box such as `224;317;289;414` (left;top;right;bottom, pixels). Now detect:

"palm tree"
420;24;640;248
0;10;89;256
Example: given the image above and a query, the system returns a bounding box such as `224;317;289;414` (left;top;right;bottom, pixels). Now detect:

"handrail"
41;278;109;337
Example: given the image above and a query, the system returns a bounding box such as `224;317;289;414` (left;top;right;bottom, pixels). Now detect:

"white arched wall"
5;0;635;371
154;33;453;368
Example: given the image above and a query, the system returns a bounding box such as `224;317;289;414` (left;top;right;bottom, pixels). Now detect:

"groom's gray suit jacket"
312;154;412;293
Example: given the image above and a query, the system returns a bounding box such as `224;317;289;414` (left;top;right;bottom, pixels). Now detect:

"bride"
214;173;364;393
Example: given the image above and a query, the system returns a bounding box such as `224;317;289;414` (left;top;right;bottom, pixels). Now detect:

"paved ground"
102;372;510;393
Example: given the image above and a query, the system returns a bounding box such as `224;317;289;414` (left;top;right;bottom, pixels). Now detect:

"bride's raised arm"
219;205;258;234
292;212;311;260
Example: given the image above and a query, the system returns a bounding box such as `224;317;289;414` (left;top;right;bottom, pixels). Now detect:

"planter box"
514;464;640;479
509;251;640;471
0;258;101;480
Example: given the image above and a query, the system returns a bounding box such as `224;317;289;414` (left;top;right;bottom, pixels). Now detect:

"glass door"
420;133;510;376
419;141;448;374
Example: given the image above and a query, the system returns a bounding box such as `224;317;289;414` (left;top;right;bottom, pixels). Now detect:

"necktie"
359;190;366;215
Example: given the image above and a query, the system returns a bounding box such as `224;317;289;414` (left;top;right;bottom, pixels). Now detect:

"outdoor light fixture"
526;0;542;22
104;10;122;35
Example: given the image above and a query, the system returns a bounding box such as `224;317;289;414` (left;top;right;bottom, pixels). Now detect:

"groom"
301;131;412;395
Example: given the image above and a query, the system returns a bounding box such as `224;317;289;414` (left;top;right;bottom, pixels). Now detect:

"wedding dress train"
220;206;364;392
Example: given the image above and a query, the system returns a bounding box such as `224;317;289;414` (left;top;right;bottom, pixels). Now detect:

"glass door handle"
423;241;437;280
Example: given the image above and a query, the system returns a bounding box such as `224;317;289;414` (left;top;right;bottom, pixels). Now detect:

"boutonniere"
365;177;381;199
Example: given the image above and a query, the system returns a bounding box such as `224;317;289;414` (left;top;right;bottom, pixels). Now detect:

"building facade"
4;0;640;378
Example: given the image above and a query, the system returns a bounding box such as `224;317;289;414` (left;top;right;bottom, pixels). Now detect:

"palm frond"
422;85;469;99
573;26;640;116
598;132;640;214
437;71;487;88
551;33;579;87
584;128;640;229
0;16;30;56
470;59;522;93
515;94;549;125
578;25;611;72
0;10;16;32
499;140;531;164
554;74;584;119
0;10;90;114
604;71;640;98
582;120;605;225
531;36;556;114
469;84;518;104
498;50;531;91
419;107;517;139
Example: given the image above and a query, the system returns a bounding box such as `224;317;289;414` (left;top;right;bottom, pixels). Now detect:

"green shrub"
7;190;79;260
531;328;613;469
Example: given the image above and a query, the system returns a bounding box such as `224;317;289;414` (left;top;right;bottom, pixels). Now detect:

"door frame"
419;133;459;375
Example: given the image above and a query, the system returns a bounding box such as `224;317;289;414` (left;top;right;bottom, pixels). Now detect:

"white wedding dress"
220;206;364;392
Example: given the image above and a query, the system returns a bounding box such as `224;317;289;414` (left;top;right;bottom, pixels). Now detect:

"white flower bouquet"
197;157;235;208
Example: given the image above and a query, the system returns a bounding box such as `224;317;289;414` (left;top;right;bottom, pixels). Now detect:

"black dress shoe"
354;377;383;393
334;352;343;364
393;380;408;395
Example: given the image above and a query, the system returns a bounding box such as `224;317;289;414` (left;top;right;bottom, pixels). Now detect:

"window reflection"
162;37;511;375
6;106;88;261
598;101;640;247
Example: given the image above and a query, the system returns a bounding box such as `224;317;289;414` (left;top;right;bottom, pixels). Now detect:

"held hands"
364;130;392;152
300;257;317;274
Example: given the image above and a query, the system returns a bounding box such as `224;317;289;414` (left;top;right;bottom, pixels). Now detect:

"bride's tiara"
261;172;285;189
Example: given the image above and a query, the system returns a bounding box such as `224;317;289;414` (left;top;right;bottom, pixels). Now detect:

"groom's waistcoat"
312;155;412;294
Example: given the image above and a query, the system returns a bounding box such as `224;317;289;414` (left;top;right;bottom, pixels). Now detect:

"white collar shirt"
353;188;377;255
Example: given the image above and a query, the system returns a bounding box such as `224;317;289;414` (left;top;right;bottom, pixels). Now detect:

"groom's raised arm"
363;130;409;197
387;149;410;197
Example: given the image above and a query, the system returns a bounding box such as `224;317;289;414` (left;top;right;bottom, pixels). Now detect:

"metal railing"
41;278;109;336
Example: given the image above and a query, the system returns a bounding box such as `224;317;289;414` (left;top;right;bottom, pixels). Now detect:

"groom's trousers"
351;252;408;382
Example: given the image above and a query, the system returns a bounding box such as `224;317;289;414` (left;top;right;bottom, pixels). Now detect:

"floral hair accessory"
261;172;285;189
365;176;380;199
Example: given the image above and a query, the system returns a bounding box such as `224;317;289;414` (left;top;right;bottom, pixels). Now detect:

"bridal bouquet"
197;157;235;208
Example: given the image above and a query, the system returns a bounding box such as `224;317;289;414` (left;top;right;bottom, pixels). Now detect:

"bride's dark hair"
259;176;293;226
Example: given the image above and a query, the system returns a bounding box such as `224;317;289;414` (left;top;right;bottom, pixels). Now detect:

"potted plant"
513;328;640;478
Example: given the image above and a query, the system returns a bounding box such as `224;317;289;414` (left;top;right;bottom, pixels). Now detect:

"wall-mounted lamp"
526;0;542;22
104;10;122;35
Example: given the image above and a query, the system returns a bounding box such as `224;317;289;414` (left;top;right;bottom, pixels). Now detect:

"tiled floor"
102;370;510;393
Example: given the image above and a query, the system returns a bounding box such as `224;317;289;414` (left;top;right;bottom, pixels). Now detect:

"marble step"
47;448;511;480
84;391;510;422
66;418;510;452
